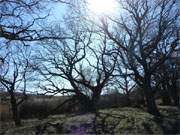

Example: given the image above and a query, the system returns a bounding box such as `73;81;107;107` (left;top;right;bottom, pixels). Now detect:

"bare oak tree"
0;47;32;126
0;0;72;125
103;0;179;115
34;24;118;112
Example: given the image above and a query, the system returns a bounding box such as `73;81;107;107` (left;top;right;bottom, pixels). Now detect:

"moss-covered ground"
1;106;179;135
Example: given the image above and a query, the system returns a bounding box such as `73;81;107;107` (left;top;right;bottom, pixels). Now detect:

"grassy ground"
0;106;179;135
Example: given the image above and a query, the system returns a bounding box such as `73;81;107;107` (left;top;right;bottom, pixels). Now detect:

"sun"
87;0;117;16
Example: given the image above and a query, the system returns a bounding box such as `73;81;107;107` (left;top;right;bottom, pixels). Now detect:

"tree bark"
76;90;101;112
10;96;21;126
143;84;160;116
171;81;179;107
91;90;101;111
161;85;172;105
126;92;131;106
76;94;93;112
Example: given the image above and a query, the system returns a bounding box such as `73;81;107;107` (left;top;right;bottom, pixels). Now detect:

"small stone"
45;125;57;134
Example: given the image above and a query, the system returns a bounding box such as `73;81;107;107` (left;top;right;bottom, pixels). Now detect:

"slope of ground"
1;106;179;135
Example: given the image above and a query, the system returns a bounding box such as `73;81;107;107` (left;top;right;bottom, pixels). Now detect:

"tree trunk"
171;81;179;107
126;92;131;106
143;84;160;116
91;90;101;111
76;90;101;113
10;96;21;126
76;94;93;112
161;85;172;105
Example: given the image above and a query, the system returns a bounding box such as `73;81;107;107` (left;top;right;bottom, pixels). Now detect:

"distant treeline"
0;90;144;121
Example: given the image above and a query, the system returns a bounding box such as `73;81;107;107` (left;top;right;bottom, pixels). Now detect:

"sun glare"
87;0;117;16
